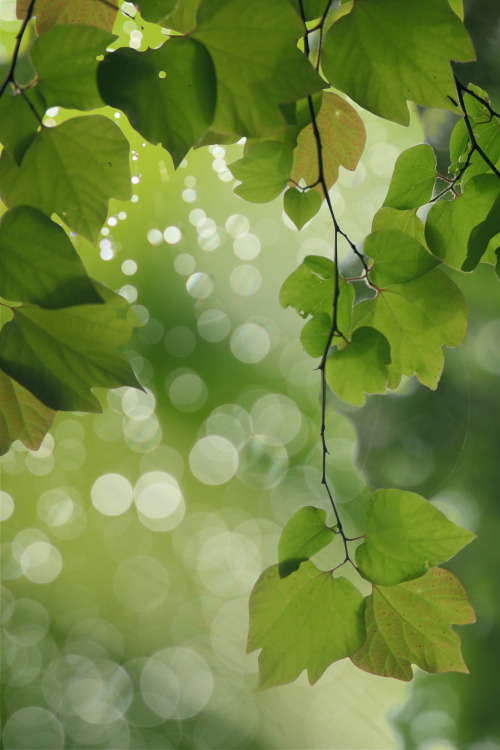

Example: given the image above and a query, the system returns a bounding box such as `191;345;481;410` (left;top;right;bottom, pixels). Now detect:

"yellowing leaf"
0;370;55;455
290;91;366;195
351;568;476;681
17;0;117;33
248;562;366;689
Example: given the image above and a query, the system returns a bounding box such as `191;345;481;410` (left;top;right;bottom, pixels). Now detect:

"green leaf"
351;568;476;681
0;206;102;309
280;256;344;318
383;144;436;210
0;369;56;456
135;0;177;23
300;311;331;357
229;141;293;203
449;115;500;185
365;229;439;287
462;192;500;271
17;0;118;34
278;507;336;577
325;327;391;406
287;0;326;21
31;24;115;111
0;88;40;164
321;0;475;125
98;38;216;168
0;115;131;243
0;302;141;412
135;0;200;32
192;0;324;137
289;91;366;195
372;207;427;247
425;174;500;270
352;268;467;389
356;489;476;585
248;562;366;689
284;188;322;230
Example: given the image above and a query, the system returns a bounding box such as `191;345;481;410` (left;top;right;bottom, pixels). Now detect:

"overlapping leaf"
0;370;56;455
135;0;200;32
0;206;102;308
98;38;216;167
0;116;131;243
352;268;467;389
248;562;366;689
321;0;475;125
289;92;366;196
229;141;293;203
356;489;476;586
0;88;40;164
16;0;117;33
283;188;322;229
371;207;427;247
425;174;500;270
0;302;140;412
351;568;476;681
31;24;115;111
383;145;436;210
278;507;336;577
365;229;438;287
325;327;391;406
192;0;324;137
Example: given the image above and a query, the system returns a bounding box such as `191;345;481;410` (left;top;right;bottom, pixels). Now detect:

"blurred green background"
1;1;499;749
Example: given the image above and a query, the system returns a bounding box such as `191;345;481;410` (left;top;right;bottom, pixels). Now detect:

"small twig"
0;0;37;99
454;75;500;180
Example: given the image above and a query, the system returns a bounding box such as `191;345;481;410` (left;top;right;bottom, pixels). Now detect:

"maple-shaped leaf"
191;0;324;137
356;489;476;585
278;507;336;577
0;116;131;244
321;0;475;125
351;568;476;681
352;268;467;390
289;91;366;196
248;562;366;689
0;370;55;455
17;0;117;33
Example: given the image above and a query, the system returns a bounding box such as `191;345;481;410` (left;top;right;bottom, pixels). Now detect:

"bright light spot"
168;372;207;412
118;284;138;303
123;416;162;454
230;264;262;296
158;70;166;78
147;228;163;245
163;225;182;244
189;436;239;485
3;598;50;645
113;555;169;611
250;394;302;445
107;216;118;227
225;214;250;238
233;232;261;260
189;208;206;226
197;309;230;342
230;323;270;363
2;707;65;750
20;542;63;584
182;188;197;203
0;491;14;521
121;388;156;420
134;471;184;522
237;435;288;489
184;176;196;187
174;253;195;275
91;474;133;516
37;489;74;528
186;271;214;299
121;259;137;276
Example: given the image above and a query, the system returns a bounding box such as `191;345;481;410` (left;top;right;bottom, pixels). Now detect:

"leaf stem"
0;0;37;99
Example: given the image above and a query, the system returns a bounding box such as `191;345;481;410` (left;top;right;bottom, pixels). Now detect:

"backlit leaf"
0;206;102;309
356;489;476;585
365;229;438;287
16;0;118;33
383;144;436;210
98;38;216;167
462;192;500;271
325;327;391;406
278;507;336;577
0;116;131;243
248;562;366;689
32;24;115;111
425;174;500;270
300;312;331;357
229;141;293;203
192;0;324;137
0;303;141;412
0;88;40;164
371;207;427;247
289;91;366;195
352;268;467;389
321;0;475;125
351;568;476;681
0;370;56;456
284;188;322;229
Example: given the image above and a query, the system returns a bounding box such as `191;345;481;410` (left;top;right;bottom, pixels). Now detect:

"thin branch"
454;75;500;180
0;0;37;99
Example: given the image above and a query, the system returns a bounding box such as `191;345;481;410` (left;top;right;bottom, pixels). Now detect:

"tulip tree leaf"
356;489;476;586
352;268;467;390
17;0;118;33
0;370;56;456
383;144;437;210
425;174;500;270
229;141;293;203
0;88;40;164
0;303;141;412
278;507;336;577
289;91;366;196
135;0;200;32
300;312;332;357
248;562;366;689
462;192;500;271
0;206;102;309
0;115;131;244
31;24;115;111
321;0;475;125
325;327;391;406
192;0;324;137
365;229;438;287
97;38;217;168
351;568;476;681
372;207;427;247
284;188;322;229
